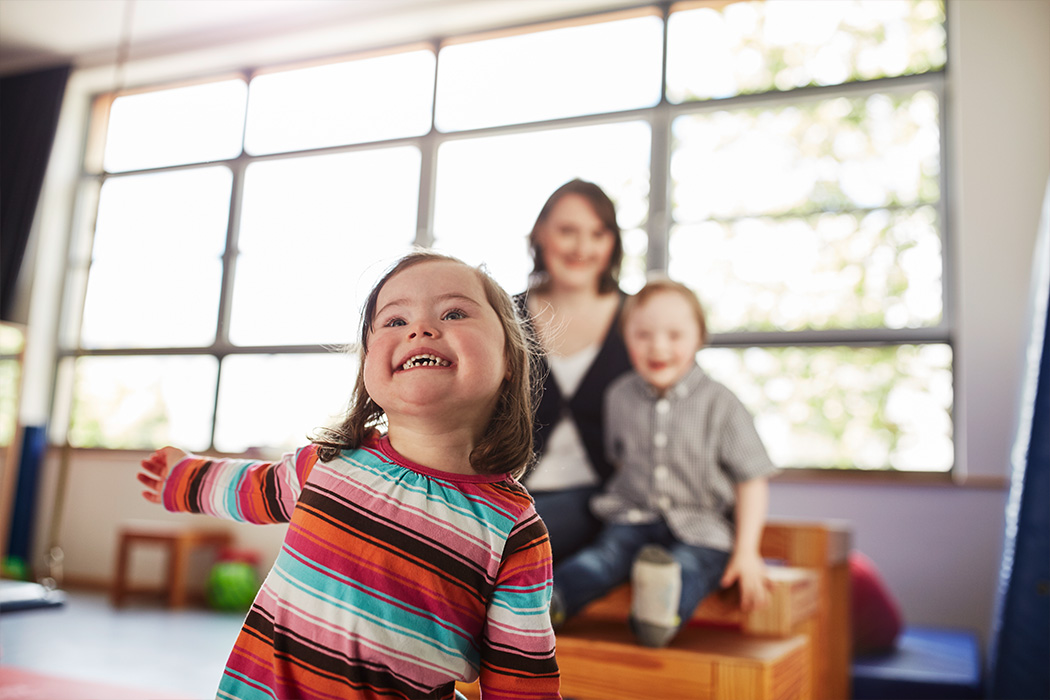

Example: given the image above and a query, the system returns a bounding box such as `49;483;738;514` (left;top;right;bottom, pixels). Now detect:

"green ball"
1;555;28;581
206;561;259;611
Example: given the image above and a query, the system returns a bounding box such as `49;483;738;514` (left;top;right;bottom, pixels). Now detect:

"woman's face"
536;193;616;292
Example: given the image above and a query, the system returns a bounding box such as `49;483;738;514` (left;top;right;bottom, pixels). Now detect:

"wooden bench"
456;520;849;700
553;622;811;700
759;520;852;700
576;564;819;637
111;520;232;608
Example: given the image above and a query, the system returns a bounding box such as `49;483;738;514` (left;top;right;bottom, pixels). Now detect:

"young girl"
138;251;561;700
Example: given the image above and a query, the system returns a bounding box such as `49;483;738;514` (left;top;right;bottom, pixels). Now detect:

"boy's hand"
138;446;187;504
720;550;772;612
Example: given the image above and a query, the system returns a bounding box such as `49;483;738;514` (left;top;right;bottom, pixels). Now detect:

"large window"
58;0;950;472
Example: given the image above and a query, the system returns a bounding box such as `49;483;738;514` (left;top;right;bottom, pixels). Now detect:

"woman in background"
517;179;633;564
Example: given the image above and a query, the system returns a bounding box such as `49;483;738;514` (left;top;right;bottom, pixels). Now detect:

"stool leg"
112;534;131;607
169;537;190;608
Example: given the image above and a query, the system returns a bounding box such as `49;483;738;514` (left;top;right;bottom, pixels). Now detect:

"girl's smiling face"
363;260;509;433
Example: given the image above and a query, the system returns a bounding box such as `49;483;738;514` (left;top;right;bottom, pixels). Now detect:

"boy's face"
623;290;701;394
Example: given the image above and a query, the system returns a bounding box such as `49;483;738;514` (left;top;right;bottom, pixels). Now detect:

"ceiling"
0;0;642;77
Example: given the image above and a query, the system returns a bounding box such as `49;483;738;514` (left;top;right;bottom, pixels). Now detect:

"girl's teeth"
402;354;450;370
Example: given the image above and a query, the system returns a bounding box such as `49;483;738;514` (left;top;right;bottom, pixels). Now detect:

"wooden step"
577;565;819;637
458;520;849;700
555;622;811;700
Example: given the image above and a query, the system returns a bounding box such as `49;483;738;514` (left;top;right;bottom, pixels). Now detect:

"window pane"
103;80;247;172
667;0;946;102
69;355;218;450
214;353;357;454
436;14;662;131
699;344;953;471
670;206;942;332
0;358;20;446
245;50;436;155
231;147;420;346
433;121;652;294
81;168;232;348
92;169;231;260
672;90;940;222
0;325;25;447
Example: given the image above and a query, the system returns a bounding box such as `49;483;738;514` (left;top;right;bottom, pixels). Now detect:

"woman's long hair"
312;251;539;478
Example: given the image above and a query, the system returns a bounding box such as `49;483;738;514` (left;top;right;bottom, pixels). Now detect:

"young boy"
549;277;778;648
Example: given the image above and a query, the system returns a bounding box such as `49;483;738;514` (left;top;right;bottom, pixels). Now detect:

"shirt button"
626;509;646;523
653;433;667;448
656;399;670;414
657;496;672;510
654;465;668;479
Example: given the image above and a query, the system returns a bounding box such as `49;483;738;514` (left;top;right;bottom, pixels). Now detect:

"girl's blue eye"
384;318;406;327
443;309;467;321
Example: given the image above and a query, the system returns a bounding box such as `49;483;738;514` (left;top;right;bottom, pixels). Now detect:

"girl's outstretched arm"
138;446;188;503
138;444;320;524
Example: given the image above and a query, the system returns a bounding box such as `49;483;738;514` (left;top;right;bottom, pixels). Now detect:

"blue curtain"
0;64;71;320
988;180;1050;699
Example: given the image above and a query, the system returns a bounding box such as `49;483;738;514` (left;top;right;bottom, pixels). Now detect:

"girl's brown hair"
621;276;709;349
528;178;623;294
312;251;538;478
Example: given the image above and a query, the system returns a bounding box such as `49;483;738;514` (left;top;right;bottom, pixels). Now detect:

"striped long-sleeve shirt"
162;435;561;700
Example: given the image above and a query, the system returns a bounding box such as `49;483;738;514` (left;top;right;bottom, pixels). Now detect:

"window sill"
772;468;1008;490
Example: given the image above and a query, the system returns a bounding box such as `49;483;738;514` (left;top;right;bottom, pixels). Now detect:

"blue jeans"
553;520;730;624
532;486;604;566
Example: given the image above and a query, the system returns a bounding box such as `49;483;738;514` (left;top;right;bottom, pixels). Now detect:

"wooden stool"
456;520;848;700
554;623;811;700
575;565;819;636
456;566;818;700
111;521;232;608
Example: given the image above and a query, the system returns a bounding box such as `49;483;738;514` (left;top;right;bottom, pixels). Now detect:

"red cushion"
850;550;903;654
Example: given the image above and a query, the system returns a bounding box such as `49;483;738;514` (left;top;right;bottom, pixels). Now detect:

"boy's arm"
720;476;772;612
479;509;561;699
137;444;319;524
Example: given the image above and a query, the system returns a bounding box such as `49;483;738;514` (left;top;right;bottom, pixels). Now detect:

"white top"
527;344;602;492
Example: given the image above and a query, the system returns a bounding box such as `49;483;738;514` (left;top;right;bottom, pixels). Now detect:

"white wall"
15;0;1050;651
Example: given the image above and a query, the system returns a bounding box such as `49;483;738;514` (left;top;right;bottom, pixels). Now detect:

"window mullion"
415;40;441;249
215;161;247;351
210;159;247;451
936;77;954;333
646;1;672;275
647;105;671;274
710;326;952;349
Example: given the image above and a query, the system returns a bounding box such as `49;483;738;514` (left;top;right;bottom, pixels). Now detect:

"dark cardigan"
515;291;633;486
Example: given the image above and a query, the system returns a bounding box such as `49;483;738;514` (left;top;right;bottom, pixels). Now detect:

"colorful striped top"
162;436;561;700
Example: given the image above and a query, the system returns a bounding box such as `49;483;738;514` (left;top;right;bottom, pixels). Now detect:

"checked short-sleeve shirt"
592;363;778;551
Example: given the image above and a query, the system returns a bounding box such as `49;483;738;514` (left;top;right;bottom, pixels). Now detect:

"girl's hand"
720;550;773;612
138;446;187;504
